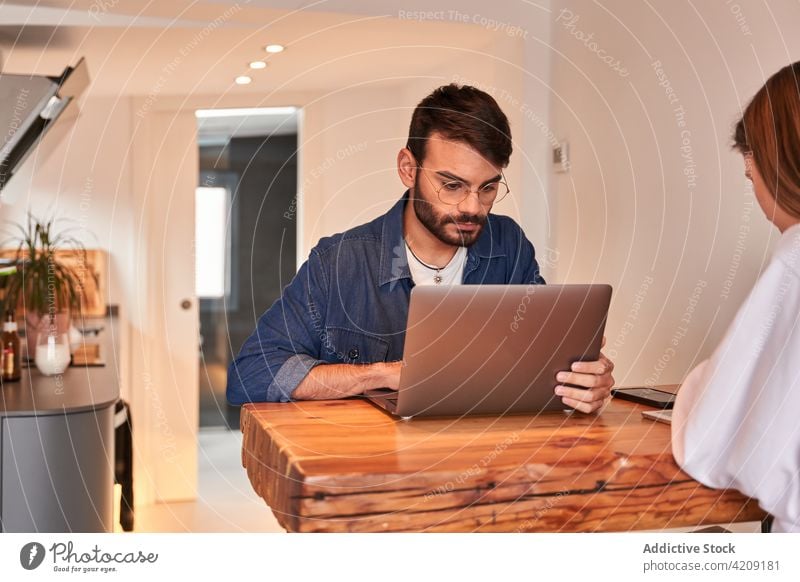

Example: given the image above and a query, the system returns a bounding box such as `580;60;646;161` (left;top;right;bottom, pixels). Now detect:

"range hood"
0;58;89;193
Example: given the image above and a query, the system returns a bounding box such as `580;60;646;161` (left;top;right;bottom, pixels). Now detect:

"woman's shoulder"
774;223;800;277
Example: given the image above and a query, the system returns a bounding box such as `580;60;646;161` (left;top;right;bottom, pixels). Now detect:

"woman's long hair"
733;61;800;219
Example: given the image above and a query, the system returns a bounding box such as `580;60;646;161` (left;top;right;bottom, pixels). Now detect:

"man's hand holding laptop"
553;338;615;413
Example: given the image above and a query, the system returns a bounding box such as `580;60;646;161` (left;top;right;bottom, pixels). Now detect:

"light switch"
553;141;570;173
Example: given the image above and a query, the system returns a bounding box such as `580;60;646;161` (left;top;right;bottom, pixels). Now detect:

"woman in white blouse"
672;61;800;533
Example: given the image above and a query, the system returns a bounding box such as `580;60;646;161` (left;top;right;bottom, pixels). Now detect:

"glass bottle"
1;310;21;382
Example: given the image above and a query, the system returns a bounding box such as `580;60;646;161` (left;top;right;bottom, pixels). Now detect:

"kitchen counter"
0;313;120;532
0;315;119;417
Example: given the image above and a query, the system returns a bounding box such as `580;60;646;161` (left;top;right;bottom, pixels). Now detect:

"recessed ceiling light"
249;61;267;70
234;75;252;85
265;44;285;54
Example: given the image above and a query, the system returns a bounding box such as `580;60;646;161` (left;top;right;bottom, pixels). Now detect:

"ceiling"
0;1;501;96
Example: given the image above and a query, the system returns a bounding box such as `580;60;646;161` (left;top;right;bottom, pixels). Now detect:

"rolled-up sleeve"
226;249;329;404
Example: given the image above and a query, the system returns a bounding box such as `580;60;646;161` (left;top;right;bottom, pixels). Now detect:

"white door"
130;106;199;504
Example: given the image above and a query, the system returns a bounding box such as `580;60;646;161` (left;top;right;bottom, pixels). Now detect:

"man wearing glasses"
227;84;615;413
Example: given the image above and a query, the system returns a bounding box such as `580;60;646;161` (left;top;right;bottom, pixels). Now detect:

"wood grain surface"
241;397;763;532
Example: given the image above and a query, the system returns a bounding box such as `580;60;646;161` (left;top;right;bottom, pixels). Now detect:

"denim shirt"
226;192;546;404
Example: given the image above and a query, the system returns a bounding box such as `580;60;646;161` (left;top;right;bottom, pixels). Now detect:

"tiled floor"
127;429;285;533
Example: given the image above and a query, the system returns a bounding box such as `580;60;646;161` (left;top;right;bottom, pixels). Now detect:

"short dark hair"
406;84;512;168
732;60;800;218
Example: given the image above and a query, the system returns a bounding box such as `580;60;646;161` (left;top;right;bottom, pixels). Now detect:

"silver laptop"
365;284;612;418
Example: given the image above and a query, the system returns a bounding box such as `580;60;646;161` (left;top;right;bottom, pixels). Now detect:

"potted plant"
2;214;90;358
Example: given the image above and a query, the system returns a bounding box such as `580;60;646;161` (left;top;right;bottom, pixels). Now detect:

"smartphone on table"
611;386;676;409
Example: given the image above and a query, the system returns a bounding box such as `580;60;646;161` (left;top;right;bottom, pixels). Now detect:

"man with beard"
227;84;615;413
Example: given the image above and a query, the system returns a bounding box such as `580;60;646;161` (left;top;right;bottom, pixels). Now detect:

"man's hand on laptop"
553;338;615;414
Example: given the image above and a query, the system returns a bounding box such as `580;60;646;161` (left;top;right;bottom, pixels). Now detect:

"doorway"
195;107;299;429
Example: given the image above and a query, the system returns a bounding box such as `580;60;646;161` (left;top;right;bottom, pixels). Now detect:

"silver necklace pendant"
433;272;443;284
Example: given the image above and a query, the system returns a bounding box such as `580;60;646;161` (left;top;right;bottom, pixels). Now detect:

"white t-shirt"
672;222;800;533
405;244;467;286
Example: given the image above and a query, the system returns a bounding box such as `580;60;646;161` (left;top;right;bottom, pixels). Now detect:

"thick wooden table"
240;392;763;532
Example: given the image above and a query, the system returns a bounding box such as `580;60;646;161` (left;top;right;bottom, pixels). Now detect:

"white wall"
298;31;534;259
550;0;800;386
298;85;410;257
